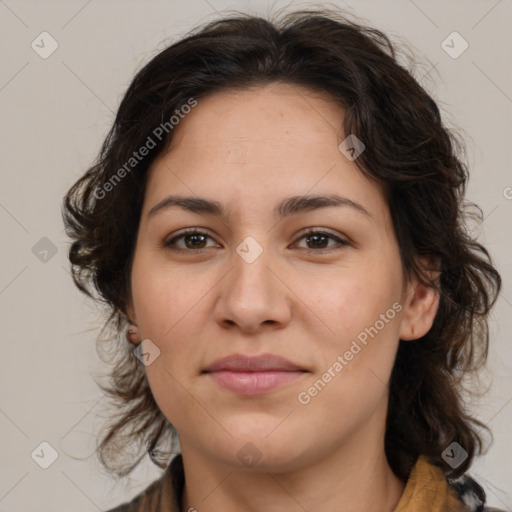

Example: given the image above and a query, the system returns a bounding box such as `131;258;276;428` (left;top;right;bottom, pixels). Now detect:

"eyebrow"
147;194;372;220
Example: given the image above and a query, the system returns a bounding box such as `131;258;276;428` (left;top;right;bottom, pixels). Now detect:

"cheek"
130;254;208;381
144;361;200;435
131;253;205;338
311;260;402;341
297;273;402;425
133;273;204;430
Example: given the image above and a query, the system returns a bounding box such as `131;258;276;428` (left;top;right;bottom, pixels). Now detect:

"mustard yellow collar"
393;455;468;512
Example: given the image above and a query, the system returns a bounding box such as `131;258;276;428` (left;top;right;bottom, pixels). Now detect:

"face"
128;83;438;472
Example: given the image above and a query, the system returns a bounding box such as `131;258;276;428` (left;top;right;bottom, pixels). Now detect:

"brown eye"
294;230;349;253
164;230;217;251
163;228;349;254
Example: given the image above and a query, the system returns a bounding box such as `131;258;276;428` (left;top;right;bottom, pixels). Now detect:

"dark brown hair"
62;7;501;486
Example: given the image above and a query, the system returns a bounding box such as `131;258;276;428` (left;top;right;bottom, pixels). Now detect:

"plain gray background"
0;0;511;510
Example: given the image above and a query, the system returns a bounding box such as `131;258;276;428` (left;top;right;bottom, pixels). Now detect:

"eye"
294;229;350;253
162;228;350;254
163;229;218;252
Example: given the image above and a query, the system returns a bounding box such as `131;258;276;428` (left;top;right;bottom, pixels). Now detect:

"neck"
179;406;405;512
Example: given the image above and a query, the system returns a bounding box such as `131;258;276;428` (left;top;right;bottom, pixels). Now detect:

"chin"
207;426;308;472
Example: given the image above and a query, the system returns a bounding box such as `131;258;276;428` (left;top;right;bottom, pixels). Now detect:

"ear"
126;296;138;327
124;298;142;346
399;260;441;341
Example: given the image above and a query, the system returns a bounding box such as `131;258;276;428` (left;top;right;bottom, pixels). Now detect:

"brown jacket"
105;454;504;512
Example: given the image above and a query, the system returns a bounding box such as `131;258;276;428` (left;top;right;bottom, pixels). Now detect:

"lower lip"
206;370;305;395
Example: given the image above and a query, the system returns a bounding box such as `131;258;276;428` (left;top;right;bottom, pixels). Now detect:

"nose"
213;245;292;334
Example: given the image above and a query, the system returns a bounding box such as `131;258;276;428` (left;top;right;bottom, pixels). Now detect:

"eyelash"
163;228;350;255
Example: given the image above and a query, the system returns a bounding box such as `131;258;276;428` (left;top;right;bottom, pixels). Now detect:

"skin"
127;82;440;512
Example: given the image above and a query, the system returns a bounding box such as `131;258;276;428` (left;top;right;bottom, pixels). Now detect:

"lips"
203;353;307;395
204;353;304;372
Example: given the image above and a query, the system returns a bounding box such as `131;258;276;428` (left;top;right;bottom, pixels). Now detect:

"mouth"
202;353;308;396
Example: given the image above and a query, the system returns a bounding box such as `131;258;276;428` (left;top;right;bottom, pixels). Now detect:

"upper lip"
203;353;305;372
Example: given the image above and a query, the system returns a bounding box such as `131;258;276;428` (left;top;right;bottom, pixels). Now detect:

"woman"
62;7;505;512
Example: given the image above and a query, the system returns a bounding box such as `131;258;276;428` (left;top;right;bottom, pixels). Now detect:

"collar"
392;455;475;512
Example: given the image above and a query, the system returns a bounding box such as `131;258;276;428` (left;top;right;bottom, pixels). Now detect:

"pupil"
186;234;206;249
308;234;326;248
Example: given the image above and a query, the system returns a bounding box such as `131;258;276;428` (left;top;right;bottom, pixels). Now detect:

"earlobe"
126;324;141;345
399;273;440;341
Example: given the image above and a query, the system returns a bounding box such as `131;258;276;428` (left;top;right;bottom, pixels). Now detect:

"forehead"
167;82;343;151
143;83;390;225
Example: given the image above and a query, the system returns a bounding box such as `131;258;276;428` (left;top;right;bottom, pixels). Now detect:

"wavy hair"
62;7;501;486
